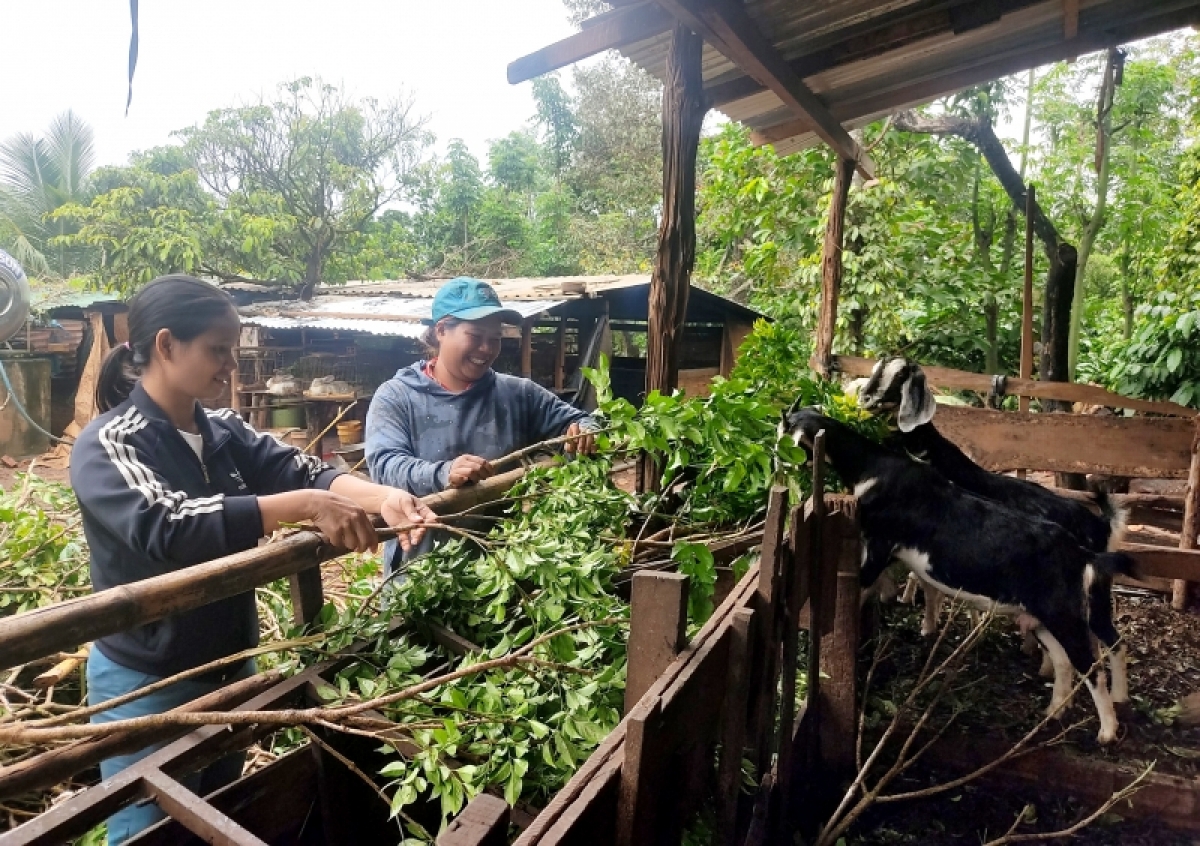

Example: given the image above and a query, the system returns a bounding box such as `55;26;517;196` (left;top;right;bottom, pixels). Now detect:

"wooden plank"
625;571;690;714
288;565;325;628
831;354;1196;418
130;744;319;846
715;608;754;846
616;699;668;846
927;405;1194;478
1064;0;1080;39
818;509;861;778
1173;418;1200;609
142;770;269;846
748;486;789;779
655;0;873;179
813;157;855;376
748;6;1200;154
507;2;672;84
553;320;566;391
924;734;1200;832
774;504;810;838
438;793;510;846
1124;544;1200;583
516;563;761;844
538;756;622;846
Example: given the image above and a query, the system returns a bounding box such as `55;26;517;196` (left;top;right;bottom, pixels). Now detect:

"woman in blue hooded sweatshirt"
365;278;596;570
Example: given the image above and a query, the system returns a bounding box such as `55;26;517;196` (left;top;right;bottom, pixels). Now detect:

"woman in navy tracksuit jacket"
70;275;433;845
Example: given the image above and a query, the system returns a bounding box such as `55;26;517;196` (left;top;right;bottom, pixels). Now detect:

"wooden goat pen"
0;459;853;846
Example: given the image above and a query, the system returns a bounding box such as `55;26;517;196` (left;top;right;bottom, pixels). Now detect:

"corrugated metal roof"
318;274;650;300
29;282;123;313
609;0;1200;157
239;295;567;337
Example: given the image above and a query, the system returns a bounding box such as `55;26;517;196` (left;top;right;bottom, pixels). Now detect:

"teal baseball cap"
430;277;523;325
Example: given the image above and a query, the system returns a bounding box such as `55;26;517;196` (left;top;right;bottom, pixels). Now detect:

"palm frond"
45;110;95;200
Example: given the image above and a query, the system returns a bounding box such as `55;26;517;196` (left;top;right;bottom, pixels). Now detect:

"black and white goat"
854;357;1129;694
781;406;1136;744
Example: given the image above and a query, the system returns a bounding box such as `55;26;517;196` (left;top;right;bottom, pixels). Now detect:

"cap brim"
448;305;524;324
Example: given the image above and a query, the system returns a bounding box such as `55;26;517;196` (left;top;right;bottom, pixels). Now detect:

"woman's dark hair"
420;317;462;356
96;275;237;412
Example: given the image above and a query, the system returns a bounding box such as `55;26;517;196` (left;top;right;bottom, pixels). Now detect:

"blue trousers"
87;648;256;846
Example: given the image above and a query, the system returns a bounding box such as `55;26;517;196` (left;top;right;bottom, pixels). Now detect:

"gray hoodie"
365;362;594;568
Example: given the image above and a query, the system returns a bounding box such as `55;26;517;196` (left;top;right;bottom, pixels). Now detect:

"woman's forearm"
328;474;392;514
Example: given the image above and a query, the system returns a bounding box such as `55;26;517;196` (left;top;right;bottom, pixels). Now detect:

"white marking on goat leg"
1083;563;1096;593
900;572;919;605
1085;670;1119;744
1034;628;1074;716
853;477;878;498
1109;644;1129;704
1038;648;1056;678
921;586;943;637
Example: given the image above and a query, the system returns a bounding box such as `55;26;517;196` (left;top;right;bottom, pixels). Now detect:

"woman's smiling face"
437;316;504;385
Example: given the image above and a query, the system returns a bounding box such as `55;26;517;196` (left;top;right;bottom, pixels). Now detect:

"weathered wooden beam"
438;793;511;846
749;5;1200;154
1064;0;1080;40
926;405;1194;479
288;565;325;628
520;318;533;379
1124;543;1200;584
654;0;873;178
143;769;269;846
813;157;855;376
1020;184;1036;413
645;23;706;399
715;607;754;846
829;354;1196;418
625;571;690;714
0;463;540;672
508;2;672;84
748;485;789;780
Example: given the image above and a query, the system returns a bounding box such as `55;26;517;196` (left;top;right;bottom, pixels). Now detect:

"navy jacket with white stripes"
70;384;342;677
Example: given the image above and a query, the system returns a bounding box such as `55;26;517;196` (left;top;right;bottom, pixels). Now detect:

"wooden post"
288;566;326;628
749;486;789;777
814;157;855;377
1173;418;1200;610
554;319;567;391
625;571;690;714
819;509;860;778
642;23;706;492
1040;243;1078;401
645;24;705;398
438;794;510;846
520;319;533;380
142;770;269;846
716;607;755;846
617;699;669;846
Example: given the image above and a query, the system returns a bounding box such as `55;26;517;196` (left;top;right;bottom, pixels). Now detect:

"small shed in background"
231;275;763;446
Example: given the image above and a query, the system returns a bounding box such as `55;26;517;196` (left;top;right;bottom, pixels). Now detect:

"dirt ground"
0;456;71;490
844;594;1200;844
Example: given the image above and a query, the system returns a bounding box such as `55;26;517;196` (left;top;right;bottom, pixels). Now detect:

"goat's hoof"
1037;661;1055;679
920;627;937;638
1097;727;1118;745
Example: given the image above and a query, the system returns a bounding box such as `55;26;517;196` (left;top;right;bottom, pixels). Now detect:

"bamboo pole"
0;464;539;672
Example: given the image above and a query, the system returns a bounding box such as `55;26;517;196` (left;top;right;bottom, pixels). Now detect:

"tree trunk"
1068;48;1122;378
300;244;324;301
641;24;706;493
814;156;856;376
984;297;1000;375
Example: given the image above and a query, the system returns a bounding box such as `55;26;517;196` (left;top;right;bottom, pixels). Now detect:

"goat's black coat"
855;356;1123;554
782;408;1135;679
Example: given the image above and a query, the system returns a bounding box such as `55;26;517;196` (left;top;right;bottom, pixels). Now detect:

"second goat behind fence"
780;405;1136;744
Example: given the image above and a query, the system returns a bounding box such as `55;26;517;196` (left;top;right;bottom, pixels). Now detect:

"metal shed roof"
514;0;1200;158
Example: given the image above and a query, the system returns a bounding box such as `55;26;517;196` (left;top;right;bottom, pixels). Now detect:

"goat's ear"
898;369;936;432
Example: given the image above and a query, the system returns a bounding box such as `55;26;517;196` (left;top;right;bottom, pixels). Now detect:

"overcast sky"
3;1;578;168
